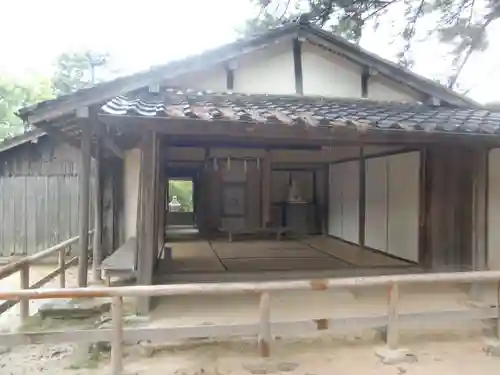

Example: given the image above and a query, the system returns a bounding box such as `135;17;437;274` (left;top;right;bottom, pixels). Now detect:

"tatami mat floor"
163;235;412;274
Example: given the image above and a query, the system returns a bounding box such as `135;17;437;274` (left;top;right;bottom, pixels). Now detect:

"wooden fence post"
111;296;123;375
496;281;500;340
19;264;30;324
92;129;103;283
58;248;66;288
78;118;91;287
258;292;271;357
386;283;399;350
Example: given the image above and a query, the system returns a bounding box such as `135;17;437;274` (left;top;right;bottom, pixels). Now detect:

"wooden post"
136;131;158;315
261;151;271;228
496;281;500;340
470;148;488;300
19;264;30;324
92;131;103;283
111;295;123;375
258;292;271;357
78;119;92;287
386;283;399;350
58;248;66;288
157;154;166;258
358;146;366;246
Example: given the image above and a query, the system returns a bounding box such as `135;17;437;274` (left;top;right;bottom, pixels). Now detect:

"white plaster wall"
327;161;359;243
364;152;420;261
488;148;500;270
365;156;388;252
168;66;227;92
166;41;425;101
302;43;361;98
368;76;421;102
124;148;141;239
233;44;295;95
386;152;420;262
342;161;360;244
328;164;343;237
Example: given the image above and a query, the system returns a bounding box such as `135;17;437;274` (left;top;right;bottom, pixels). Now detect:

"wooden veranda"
15;87;500;316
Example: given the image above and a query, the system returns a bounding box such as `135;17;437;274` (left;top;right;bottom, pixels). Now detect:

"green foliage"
245;0;500;88
168;180;194;212
52;50;110;96
0;76;53;140
0;49;114;141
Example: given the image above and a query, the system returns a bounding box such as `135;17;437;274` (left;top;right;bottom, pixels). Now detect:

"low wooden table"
219;226;288;242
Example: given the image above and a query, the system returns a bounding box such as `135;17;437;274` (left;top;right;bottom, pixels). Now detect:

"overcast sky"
1;0;499;103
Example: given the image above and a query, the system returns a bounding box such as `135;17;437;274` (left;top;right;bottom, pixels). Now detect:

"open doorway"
167;178;195;228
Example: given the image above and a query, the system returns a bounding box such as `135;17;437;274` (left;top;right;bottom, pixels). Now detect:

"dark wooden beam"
102;134;124;159
226;68;234;91
419;148;430;267
91;127;103;283
95;119;124;158
293;39;304;95
469;147;488;300
37;122;81;149
361;67;370;98
78;119;92;287
99;115;500;147
136;131;158;315
472;147;488;270
261;149;271;227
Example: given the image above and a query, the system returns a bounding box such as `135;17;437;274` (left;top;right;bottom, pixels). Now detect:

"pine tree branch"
447;17;493;89
361;0;401;21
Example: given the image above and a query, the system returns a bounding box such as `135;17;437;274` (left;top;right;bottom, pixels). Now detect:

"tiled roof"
101;88;500;135
19;21;479;126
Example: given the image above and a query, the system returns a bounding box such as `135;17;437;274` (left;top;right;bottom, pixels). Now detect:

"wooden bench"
100;237;137;285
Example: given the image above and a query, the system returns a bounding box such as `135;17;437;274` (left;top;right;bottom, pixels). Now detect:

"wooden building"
16;19;500;314
0;130;119;260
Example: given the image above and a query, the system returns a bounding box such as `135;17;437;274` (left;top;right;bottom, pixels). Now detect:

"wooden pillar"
101;157;118;257
470;147;488;300
91;132;103;283
157;147;166;255
78;119;91;287
358;146;366;246
261;151;271;227
472;147;488;271
152;135;161;262
136;131;158;315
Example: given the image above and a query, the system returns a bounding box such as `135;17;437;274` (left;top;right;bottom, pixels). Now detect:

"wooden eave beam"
98;115;500;147
293;38;304;95
100;130;124;159
37;121;81;149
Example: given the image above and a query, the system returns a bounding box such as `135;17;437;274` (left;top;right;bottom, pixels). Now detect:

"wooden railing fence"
0;271;499;374
0;231;94;321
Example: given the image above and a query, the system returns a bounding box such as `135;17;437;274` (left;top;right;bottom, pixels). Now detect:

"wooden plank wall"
424;145;474;270
0;137;95;258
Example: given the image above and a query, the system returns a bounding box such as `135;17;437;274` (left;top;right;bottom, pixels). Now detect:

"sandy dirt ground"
1;335;500;375
0;264;81;331
1;265;500;374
